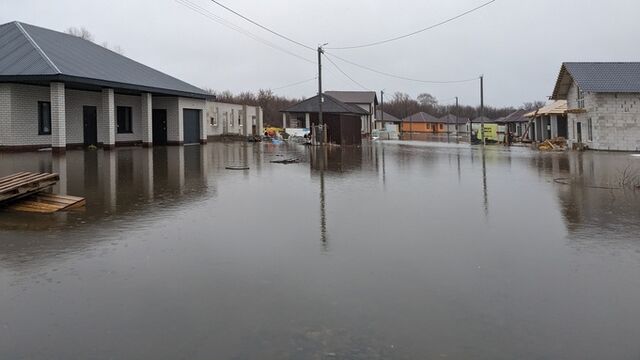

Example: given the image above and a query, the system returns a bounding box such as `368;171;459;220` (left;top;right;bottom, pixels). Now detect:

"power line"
322;54;367;90
175;0;315;64
208;0;316;52
326;52;480;84
271;76;318;91
326;0;497;50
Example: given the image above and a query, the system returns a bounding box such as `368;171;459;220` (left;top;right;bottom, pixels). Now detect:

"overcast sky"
3;0;640;107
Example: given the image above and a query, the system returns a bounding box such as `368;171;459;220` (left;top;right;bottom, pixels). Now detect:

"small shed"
524;100;568;142
281;94;368;145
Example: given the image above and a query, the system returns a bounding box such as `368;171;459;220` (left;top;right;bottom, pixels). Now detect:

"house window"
38;101;51;135
588;117;593;141
439;124;444;130
210;108;218;126
117;106;133;133
252;115;256;126
577;87;585;109
230;110;234;127
238;110;243;127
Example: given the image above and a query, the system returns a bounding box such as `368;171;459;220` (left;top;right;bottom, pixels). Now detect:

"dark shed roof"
282;93;369;115
325;91;378;106
552;62;640;99
0;21;208;99
403;112;439;123
375;110;401;122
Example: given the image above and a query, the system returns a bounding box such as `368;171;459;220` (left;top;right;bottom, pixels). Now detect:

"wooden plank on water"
7;193;86;213
0;172;60;204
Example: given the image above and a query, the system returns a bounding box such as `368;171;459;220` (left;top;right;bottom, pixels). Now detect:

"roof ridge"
14;21;60;74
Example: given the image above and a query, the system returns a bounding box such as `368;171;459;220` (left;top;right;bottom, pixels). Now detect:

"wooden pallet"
7;193;86;214
0;172;60;203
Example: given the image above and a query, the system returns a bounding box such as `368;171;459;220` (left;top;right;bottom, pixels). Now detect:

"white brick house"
551;62;640;151
325;91;378;135
0;21;210;152
206;102;263;137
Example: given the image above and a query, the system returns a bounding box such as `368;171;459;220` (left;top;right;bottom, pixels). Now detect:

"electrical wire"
325;52;480;84
175;0;315;64
271;76;318;91
326;0;497;50
323;54;368;90
208;0;316;52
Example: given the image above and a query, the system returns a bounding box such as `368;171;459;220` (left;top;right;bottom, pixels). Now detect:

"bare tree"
417;93;438;107
522;101;547;111
66;27;94;42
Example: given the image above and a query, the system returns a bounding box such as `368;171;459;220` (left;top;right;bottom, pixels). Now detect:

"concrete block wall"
567;82;640;151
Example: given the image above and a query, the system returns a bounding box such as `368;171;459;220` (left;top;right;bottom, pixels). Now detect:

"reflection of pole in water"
320;169;328;251
457;152;461;183
382;145;387;188
482;149;488;217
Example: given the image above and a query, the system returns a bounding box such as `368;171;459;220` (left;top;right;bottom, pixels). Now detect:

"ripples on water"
1;141;639;359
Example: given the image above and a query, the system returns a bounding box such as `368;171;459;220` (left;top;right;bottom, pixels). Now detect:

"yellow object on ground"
477;124;498;141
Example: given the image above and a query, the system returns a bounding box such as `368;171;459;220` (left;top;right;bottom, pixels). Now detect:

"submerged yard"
1;141;640;359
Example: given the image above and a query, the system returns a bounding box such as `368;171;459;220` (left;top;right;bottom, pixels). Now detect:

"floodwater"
1;141;640;359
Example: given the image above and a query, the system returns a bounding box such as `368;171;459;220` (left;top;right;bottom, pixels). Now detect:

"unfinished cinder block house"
551;62;640;151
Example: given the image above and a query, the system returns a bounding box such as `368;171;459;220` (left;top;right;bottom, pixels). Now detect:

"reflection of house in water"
537;152;640;242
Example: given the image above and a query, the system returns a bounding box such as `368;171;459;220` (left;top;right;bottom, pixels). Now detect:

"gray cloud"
3;0;639;107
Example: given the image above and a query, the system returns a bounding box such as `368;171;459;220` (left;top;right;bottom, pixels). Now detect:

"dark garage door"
183;109;201;145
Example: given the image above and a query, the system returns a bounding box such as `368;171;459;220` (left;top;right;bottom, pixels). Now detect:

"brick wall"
0;84;11;146
153;97;179;142
206;101;259;136
567;82;640;151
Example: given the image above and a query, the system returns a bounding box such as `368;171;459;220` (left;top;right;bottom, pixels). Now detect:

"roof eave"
0;74;209;99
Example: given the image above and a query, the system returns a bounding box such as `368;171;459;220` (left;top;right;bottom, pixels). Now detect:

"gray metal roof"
552;62;640;99
403;112;439;123
471;116;493;123
325;91;378;105
375;110;401;122
0;21;208;98
282;93;369;115
439;114;470;124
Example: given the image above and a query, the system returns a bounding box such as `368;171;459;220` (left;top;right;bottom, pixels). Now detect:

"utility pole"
317;44;327;145
318;46;324;145
455;96;459;142
380;90;384;126
480;75;485;145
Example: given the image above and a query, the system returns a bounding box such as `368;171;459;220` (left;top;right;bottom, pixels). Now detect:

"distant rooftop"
282;93;369;115
403;112;439;123
0;21;208;98
439;114;470;124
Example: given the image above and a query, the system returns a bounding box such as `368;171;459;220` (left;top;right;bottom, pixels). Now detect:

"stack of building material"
0;172;85;213
0;172;60;203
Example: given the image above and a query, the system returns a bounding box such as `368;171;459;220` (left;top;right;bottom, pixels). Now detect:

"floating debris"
225;165;250;170
270;158;299;164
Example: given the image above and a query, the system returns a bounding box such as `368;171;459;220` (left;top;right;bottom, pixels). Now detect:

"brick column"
282;113;287;128
102;88;116;150
141;92;153;147
305;113;310;129
50;82;66;153
257;107;264;134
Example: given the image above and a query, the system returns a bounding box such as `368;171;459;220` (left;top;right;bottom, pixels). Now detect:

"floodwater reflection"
1;142;640;359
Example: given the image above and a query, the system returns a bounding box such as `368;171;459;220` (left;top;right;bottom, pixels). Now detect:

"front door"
576;122;582;143
83;106;98;147
152;109;168;145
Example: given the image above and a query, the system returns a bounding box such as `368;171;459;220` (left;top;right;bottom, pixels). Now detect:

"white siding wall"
8;83;50;146
65;89;101;144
